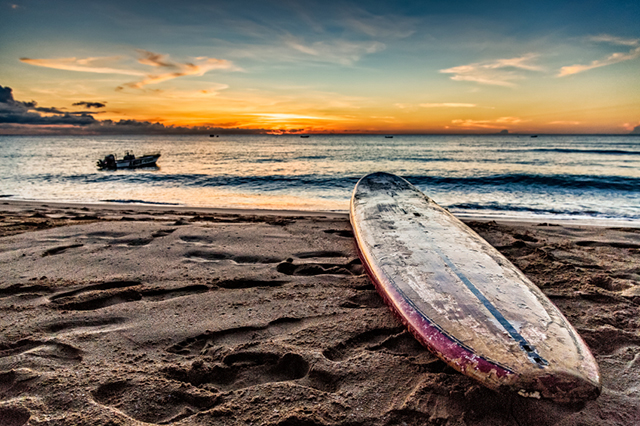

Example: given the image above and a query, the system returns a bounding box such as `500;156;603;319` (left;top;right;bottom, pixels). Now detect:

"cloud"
136;50;177;68
0;84;271;135
440;54;543;87
420;103;476;108
558;46;640;76
0;85;97;125
20;56;143;76
549;120;581;125
283;35;385;66
588;34;639;46
72;101;106;109
341;8;417;39
631;125;640;135
21;50;238;89
116;50;236;89
247;113;331;121
450;116;528;129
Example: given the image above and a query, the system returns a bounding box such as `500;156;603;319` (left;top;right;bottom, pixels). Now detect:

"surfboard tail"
357;237;601;401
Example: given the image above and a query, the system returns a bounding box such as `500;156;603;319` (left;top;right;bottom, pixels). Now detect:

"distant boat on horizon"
385;135;393;138
300;135;310;138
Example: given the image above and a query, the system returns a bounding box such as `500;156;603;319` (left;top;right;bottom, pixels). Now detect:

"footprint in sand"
92;378;217;424
43;316;127;333
49;280;210;311
0;407;30;426
578;325;640;355
322;327;406;361
79;228;175;246
214;279;289;289
166;317;306;356
165;317;352;395
184;250;281;264
323;229;354;238
0;369;41;400
0;283;52;299
340;290;385;309
276;258;363;276
0;339;82;370
42;243;84;257
179;235;214;244
164;351;310;391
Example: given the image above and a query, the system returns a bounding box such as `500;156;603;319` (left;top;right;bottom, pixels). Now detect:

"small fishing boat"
300;135;310;138
97;152;160;170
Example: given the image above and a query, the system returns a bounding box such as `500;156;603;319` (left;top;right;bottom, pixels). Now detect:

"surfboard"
350;172;601;401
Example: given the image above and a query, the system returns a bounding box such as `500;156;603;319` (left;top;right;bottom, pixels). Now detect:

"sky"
1;0;639;135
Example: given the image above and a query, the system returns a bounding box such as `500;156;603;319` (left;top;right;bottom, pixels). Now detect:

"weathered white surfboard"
350;172;601;401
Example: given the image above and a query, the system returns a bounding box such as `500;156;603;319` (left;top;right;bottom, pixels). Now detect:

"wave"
508;148;640;156
447;202;640;220
47;173;362;192
449;202;600;216
407;173;640;192
33;171;640;193
101;199;180;205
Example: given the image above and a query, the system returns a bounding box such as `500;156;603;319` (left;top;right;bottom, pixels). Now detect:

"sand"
0;200;639;426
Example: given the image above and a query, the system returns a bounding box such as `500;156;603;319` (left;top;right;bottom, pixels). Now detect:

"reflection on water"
1;134;639;222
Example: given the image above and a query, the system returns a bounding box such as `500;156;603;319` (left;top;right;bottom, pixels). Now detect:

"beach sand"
1;201;639;426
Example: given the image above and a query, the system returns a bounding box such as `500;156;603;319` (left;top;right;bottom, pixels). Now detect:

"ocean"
1;134;639;225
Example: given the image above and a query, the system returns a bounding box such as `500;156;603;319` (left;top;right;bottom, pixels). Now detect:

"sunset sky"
1;0;639;134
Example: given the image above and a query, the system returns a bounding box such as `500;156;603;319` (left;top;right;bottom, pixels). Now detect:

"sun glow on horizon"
1;1;639;135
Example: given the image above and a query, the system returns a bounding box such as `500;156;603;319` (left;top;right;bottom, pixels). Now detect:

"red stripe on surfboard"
354;240;514;381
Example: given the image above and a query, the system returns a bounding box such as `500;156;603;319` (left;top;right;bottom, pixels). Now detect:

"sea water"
1;134;639;224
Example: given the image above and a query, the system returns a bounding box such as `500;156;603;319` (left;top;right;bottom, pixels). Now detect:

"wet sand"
1;201;639;426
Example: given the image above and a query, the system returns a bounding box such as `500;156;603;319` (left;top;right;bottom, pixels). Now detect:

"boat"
300;135;310;138
385;135;393;138
97;152;160;170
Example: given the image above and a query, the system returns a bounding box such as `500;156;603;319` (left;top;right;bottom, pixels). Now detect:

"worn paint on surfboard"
350;172;601;401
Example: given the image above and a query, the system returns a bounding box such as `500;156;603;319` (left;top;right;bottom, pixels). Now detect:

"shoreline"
3;198;640;228
1;200;639;425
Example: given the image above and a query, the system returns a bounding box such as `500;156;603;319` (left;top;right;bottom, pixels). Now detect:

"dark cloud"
0;85;16;103
86;119;270;135
136;50;177;69
0;85;97;125
33;106;68;114
0;113;97;125
0;84;287;135
631;125;640;135
72;101;106;109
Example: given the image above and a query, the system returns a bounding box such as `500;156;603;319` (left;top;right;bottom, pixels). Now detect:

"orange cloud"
558;46;640;76
420;103;476;108
451;116;528;129
549;120;581;125
20;56;143;76
21;50;238;89
440;54;543;86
